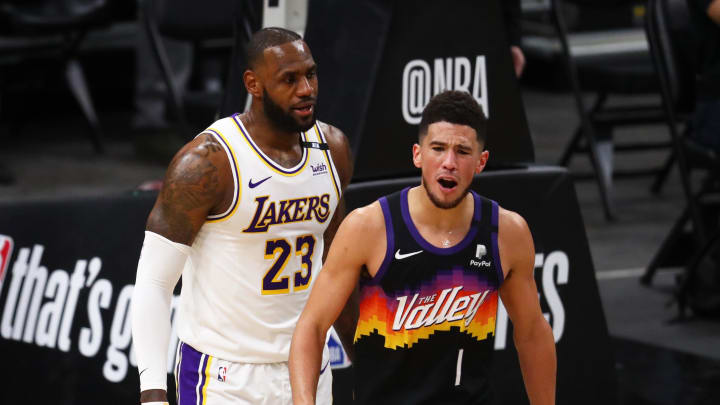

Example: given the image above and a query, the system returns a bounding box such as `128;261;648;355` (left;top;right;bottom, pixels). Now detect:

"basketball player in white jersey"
131;27;354;405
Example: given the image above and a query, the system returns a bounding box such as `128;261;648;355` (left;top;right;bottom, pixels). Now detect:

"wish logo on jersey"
355;268;498;349
243;193;331;233
310;162;328;176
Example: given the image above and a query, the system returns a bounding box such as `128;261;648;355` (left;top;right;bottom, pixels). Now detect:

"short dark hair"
418;90;487;146
246;27;303;69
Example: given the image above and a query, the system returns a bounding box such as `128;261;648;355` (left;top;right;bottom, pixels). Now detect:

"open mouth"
437;178;458;190
293;103;314;117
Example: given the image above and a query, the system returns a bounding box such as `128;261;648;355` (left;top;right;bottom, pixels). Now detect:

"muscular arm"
498;209;556;405
318;122;358;359
290;203;384;405
134;133;232;403
146;133;232;244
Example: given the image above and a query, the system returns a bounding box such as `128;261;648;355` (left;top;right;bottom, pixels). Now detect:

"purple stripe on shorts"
174;342;183;402
178;343;202;405
197;354;210;405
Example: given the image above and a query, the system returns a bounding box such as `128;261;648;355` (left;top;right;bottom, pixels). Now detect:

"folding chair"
641;0;720;318
141;0;261;139
550;0;674;220
0;0;127;153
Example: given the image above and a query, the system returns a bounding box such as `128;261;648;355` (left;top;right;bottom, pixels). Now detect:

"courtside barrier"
0;166;616;404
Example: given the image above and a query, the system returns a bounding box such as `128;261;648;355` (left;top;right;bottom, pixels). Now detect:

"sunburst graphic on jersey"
354;268;498;349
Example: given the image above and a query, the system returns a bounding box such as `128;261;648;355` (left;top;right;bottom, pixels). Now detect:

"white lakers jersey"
176;114;341;363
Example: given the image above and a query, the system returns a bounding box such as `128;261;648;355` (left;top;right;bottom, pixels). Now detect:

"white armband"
131;231;190;392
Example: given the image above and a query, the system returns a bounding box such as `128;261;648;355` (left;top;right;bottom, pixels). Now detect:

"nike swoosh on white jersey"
395;249;423;260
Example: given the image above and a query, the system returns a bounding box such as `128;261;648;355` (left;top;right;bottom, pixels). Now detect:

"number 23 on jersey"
261;234;316;295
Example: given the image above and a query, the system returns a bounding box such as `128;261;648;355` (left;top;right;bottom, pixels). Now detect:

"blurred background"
0;0;719;404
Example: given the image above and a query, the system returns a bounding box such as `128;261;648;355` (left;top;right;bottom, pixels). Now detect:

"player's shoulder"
498;206;530;235
341;200;385;235
316;120;353;185
209;114;240;133
164;128;231;185
176;114;238;158
497;205;534;260
317;121;348;149
180;131;224;160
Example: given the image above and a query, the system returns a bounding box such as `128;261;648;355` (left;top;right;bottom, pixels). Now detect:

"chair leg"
558;126;583;167
650;149;675;194
551;0;615;219
558;94;607;167
641;207;690;285
220;4;250;118
143;3;192;139
65;59;104;154
591;129;616;220
675;231;720;319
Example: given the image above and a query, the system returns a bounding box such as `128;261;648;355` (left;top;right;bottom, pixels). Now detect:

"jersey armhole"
204;128;241;222
366;197;394;285
314;123;342;201
490;200;505;284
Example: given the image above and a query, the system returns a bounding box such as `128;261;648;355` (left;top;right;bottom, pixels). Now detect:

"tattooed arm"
147;133;234;244
134;133;233;403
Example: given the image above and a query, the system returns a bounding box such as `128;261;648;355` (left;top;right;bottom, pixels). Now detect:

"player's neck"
408;186;473;234
240;108;300;152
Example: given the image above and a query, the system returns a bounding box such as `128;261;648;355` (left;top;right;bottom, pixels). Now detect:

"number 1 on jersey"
455;348;464;386
261;234;316;295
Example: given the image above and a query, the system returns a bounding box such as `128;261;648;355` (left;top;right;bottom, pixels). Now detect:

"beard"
421;173;472;209
263;89;316;133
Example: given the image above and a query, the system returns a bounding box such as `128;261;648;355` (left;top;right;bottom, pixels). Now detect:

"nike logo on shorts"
395;249;423;260
248;176;271;188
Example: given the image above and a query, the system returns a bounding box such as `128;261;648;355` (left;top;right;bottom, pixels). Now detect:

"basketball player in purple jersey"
290;91;556;404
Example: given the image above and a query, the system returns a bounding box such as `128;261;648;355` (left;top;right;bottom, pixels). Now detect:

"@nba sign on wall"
401;55;488;124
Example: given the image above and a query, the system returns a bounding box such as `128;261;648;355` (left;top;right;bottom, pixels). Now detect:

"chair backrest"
561;0;636;7
646;0;696;114
148;0;248;41
0;0;122;35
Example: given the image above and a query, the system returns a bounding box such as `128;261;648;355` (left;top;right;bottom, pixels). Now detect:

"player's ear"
475;150;489;174
244;69;262;98
412;143;422;169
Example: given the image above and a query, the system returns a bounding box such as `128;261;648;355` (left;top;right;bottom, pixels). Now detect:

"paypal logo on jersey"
243;193;332;233
470;244;491;268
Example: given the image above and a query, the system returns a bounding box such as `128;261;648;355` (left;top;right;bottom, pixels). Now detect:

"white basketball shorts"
174;342;332;405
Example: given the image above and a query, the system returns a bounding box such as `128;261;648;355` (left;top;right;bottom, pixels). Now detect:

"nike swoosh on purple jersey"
248;176;272;188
